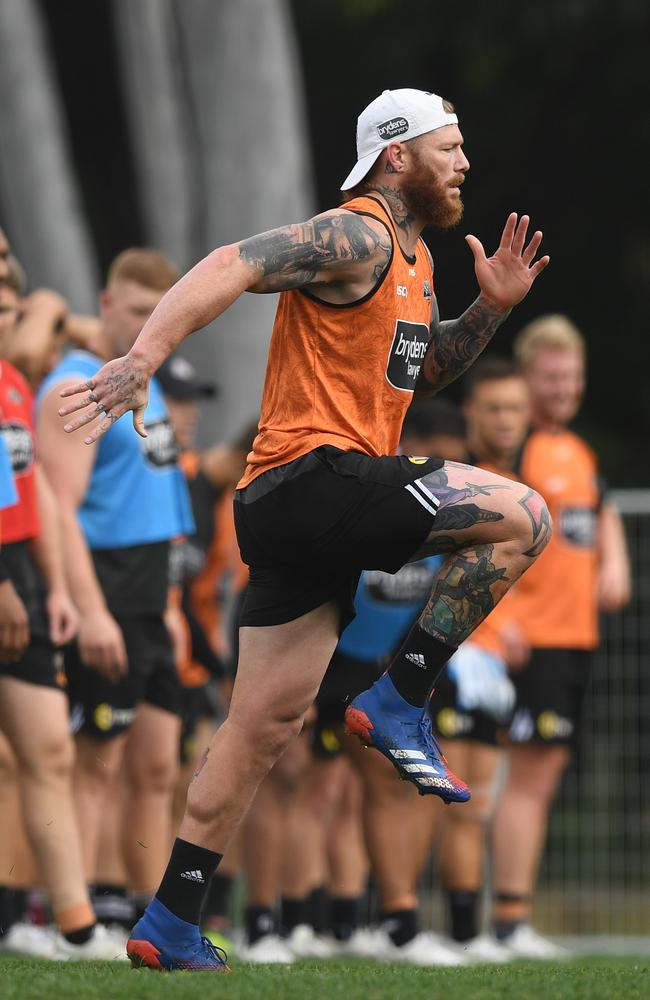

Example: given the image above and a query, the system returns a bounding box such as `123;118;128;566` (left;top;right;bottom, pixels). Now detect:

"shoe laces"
199;936;228;966
417;712;448;764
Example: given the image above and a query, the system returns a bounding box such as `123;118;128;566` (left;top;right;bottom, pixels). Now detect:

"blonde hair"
106;247;178;292
513;314;585;368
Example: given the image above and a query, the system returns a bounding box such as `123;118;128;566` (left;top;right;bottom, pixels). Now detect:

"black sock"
446;889;479;943
0;887;17;936
494;918;523;941
330;896;360;942
388;624;457;707
281;897;309;934
91;884;135;930
245;905;275;944
380;908;419;947
155;838;222;925
203;872;234;925
308;886;329;935
132;891;153;924
64;923;96;945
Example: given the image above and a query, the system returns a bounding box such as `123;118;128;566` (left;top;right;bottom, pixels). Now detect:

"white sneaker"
502;924;571;960
239;933;295;964
286;924;336;958
382;930;467;967
455;933;513;964
0;922;56;958
50;922;128;961
329;927;384;959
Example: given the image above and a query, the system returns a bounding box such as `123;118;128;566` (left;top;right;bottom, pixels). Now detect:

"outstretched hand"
58;355;150;444
466;213;550;311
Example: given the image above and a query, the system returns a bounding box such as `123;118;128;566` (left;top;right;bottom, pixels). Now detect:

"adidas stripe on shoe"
345;674;470;804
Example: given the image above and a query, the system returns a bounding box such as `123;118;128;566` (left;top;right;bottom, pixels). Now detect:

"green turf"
1;957;649;1000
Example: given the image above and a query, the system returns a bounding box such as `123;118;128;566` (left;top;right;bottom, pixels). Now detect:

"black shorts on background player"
0;540;64;690
507;648;592;748
429;668;503;748
312;649;383;759
235;446;443;632
66;615;180;741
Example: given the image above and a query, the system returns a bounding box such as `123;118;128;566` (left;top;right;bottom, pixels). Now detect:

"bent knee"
505;485;552;559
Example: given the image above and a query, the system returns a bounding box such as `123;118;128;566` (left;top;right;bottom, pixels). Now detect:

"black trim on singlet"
365;195;418;265
298;209;394;310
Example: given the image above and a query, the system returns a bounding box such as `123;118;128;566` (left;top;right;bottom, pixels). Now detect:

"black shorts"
0;541;65;691
66;615;181;741
312;649;383;759
429;668;504;748
234;447;444;632
0;638;67;691
507;648;593;747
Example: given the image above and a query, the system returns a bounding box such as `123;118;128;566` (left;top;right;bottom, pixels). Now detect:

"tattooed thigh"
407;461;521;558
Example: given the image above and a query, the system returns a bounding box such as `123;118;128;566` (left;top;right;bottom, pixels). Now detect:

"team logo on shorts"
537;711;573;740
408;456;428;465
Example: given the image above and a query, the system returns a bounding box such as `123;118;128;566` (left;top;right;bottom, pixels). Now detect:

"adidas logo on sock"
180;869;205;883
405;652;427;669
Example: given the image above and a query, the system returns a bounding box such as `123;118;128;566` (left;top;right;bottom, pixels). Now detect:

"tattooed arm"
242;211;392;294
416;212;549;395
415;294;510;396
58;211;391;442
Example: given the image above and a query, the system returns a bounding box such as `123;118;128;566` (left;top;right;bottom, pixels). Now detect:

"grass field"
1;957;649;1000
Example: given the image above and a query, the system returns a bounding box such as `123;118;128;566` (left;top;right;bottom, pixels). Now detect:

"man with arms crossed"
60;89;551;972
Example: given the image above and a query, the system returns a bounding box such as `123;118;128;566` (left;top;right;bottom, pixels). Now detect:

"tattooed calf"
419;544;508;646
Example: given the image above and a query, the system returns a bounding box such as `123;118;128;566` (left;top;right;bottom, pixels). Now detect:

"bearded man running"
59;89;551;972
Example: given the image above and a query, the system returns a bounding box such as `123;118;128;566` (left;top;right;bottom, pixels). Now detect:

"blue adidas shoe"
345;673;471;803
127;898;230;972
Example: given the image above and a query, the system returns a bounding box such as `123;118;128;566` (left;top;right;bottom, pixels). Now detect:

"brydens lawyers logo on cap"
377;117;409;140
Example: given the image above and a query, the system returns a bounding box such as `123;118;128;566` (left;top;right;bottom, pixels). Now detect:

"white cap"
341;88;458;191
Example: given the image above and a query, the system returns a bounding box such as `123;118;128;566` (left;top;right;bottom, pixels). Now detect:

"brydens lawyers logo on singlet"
385;320;431;391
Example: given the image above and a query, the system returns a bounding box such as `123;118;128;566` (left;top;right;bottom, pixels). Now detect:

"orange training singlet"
469;431;601;654
509;429;601;650
238;196;435;488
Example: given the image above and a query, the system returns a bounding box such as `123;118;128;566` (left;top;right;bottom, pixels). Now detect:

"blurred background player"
36;249;194;930
490;316;631;957
431;358;529;961
0;232;120;958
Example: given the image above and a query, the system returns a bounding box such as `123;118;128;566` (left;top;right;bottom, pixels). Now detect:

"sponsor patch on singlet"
142;418;179;469
385;320;430;391
559;506;597;547
1;421;34;475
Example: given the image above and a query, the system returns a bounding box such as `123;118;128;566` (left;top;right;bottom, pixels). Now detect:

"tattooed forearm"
419;544;509;645
239;212;391;292
519;487;553;557
415;294;511;396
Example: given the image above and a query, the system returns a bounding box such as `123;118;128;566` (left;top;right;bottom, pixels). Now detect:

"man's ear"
384;142;407;175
